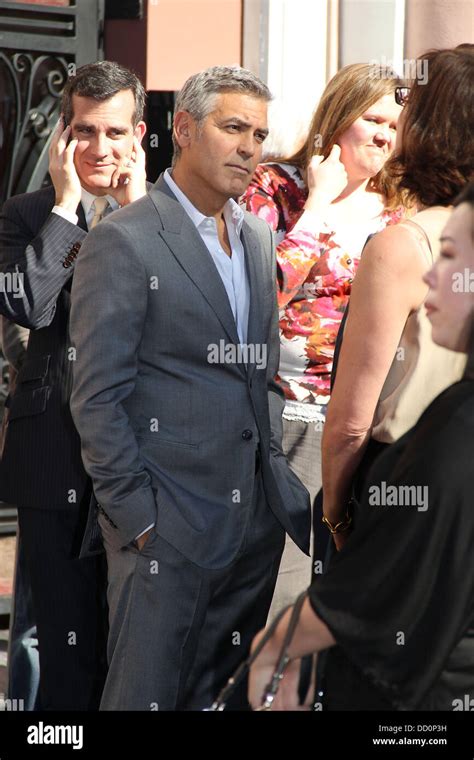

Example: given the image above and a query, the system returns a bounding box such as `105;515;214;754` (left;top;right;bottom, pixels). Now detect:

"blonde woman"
243;63;404;616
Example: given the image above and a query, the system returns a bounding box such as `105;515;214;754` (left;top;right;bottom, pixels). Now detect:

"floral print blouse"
242;162;403;422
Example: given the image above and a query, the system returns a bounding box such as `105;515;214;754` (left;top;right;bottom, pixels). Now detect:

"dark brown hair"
453;178;474;241
61;60;146;127
453;180;474;380
384;48;474;210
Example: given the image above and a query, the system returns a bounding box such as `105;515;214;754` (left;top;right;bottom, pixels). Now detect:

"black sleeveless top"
309;380;474;710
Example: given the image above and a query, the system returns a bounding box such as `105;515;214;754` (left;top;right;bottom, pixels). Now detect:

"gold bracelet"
321;513;352;534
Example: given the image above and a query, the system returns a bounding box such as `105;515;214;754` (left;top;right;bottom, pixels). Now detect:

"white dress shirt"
52;188;119;230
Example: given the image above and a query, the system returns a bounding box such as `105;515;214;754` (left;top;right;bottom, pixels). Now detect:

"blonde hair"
275;63;403;198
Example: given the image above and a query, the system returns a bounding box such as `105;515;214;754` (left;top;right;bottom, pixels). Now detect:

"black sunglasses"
395;86;411;107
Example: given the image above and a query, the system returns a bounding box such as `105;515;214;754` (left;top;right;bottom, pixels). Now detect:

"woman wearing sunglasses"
322;49;474;548
248;48;474;711
319;47;472;552
242;63;404;618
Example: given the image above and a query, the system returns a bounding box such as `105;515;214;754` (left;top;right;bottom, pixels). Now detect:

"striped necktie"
89;197;110;229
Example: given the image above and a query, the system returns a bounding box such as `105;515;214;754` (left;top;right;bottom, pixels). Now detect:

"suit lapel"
150;177;241;348
241;221;267;379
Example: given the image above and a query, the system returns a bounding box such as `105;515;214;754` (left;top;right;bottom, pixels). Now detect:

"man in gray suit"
70;65;310;710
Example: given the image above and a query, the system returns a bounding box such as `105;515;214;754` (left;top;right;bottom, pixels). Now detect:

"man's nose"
90;133;109;157
237;133;256;159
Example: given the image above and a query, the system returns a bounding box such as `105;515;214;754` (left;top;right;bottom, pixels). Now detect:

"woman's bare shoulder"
361;222;428;275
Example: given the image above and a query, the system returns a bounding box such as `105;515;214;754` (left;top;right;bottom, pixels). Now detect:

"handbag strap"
207;590;308;711
257;590;308;710
331;231;375;391
331;305;348;392
331;223;390;391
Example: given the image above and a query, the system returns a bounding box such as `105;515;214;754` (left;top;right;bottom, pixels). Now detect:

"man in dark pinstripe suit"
0;61;148;710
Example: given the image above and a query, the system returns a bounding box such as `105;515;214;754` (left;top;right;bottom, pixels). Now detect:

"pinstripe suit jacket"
0;186;89;508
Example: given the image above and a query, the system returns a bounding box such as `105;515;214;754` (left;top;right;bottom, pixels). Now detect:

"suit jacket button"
242;429;253;440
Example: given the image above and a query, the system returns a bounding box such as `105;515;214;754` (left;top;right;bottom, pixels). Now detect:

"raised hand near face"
49;116;82;214
108;136;147;207
304;144;348;215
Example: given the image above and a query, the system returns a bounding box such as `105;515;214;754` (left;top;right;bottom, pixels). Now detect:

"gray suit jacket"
70;174;310;569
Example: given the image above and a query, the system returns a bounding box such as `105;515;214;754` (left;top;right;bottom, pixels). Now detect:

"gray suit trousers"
98;466;285;710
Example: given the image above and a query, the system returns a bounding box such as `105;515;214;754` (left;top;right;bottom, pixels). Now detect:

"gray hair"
172;65;272;165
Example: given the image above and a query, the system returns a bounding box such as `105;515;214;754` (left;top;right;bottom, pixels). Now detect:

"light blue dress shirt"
164;168;250;345
138;170;252;541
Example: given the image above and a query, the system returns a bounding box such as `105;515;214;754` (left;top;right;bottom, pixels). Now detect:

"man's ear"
134;121;147;142
173;111;196;151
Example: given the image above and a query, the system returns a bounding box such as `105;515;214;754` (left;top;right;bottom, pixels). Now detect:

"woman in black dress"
248;180;474;711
